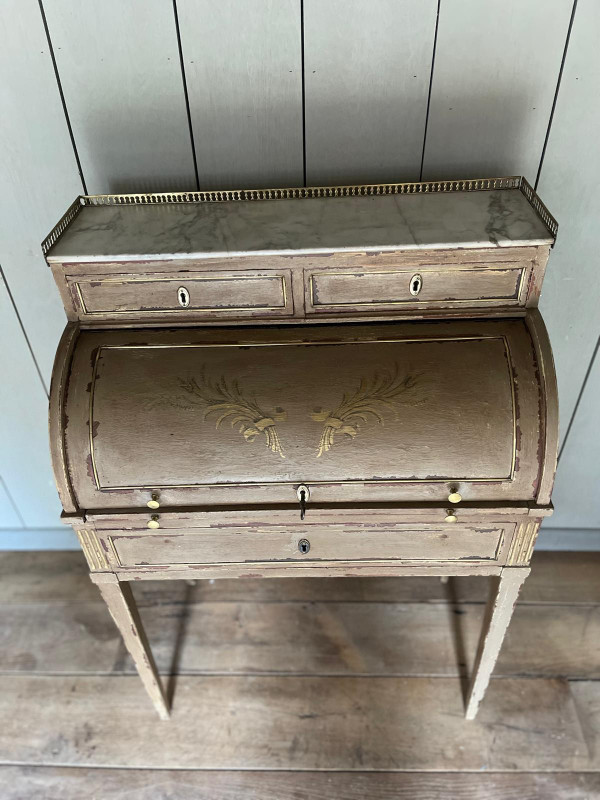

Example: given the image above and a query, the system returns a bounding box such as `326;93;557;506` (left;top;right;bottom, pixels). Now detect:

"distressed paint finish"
90;573;170;720
44;186;558;721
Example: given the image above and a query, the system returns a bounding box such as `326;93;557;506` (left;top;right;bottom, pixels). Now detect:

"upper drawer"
305;263;529;315
64;268;294;322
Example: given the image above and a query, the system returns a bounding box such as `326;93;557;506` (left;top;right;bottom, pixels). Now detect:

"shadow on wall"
86;90;535;195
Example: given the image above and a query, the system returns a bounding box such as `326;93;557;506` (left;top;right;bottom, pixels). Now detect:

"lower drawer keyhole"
298;538;310;554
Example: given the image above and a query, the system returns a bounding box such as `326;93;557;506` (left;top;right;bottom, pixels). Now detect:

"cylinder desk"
44;176;558;720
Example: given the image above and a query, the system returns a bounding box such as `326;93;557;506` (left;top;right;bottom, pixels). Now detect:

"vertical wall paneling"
303;0;438;185
42;0;197;194
0;274;62;530
0;0;82;389
422;0;574;181
547;342;600;529
536;0;600;433
177;0;303;189
0;478;24;530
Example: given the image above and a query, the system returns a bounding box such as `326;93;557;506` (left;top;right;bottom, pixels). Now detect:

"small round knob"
147;492;160;510
147;515;160;529
445;510;457;523
448;488;462;504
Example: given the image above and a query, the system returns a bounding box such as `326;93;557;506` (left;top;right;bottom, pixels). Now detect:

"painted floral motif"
310;366;423;457
155;370;287;458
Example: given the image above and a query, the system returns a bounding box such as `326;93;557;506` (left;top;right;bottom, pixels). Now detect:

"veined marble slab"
46;188;554;262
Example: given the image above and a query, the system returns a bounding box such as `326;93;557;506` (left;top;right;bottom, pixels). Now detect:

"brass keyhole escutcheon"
409;273;422;296
177;286;190;308
298;538;311;554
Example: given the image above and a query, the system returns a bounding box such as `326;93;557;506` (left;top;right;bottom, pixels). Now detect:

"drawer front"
305;264;527;314
69;270;294;320
106;524;507;568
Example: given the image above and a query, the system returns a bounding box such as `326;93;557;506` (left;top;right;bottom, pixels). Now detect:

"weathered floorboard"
1;600;599;679
0;675;586;769
1;551;598;606
0;767;598;800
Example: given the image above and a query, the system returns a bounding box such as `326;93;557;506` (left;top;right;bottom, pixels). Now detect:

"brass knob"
147;515;160;529
147;492;160;510
448;488;462;504
445;510;457;523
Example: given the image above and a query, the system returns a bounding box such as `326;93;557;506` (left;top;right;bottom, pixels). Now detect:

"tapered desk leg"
465;567;529;720
90;573;170;720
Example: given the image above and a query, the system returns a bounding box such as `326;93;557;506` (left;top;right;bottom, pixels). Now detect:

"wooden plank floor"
0;552;599;799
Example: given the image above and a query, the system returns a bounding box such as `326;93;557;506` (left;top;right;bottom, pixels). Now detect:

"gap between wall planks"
1;0;598;539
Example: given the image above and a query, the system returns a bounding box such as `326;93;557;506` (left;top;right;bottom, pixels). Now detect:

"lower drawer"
105;524;508;568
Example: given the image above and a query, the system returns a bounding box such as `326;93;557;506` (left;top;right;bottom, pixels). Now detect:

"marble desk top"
46;188;554;262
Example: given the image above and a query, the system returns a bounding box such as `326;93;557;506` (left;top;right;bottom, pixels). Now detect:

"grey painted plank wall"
1;0;598;548
0;0;82;389
537;0;600;434
0;273;61;530
550;343;600;529
178;0;303;189
43;0;197;194
304;0;438;185
422;0;573;181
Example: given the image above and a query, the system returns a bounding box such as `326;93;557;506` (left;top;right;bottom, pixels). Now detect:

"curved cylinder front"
50;316;558;513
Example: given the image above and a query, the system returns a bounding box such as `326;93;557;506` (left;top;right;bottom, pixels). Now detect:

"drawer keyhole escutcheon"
296;484;310;520
177;286;190;308
298;538;311;554
147;515;160;529
409;273;422;296
147;492;160;510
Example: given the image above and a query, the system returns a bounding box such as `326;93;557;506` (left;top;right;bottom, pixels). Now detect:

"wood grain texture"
0;0;81;388
465;568;529;719
59;318;550;509
303;0;438;184
107;524;506;569
305;263;529;315
0;550;597;605
42;0;196;194
177;0;303;189
91;575;169;719
1;767;598;800
551;346;600;528
0;276;62;527
2;598;599;679
537;0;600;434
69;268;295;322
422;0;574;180
571;681;600;769
0;675;586;769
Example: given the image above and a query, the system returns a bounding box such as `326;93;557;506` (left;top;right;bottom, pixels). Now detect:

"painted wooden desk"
44;177;558;720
